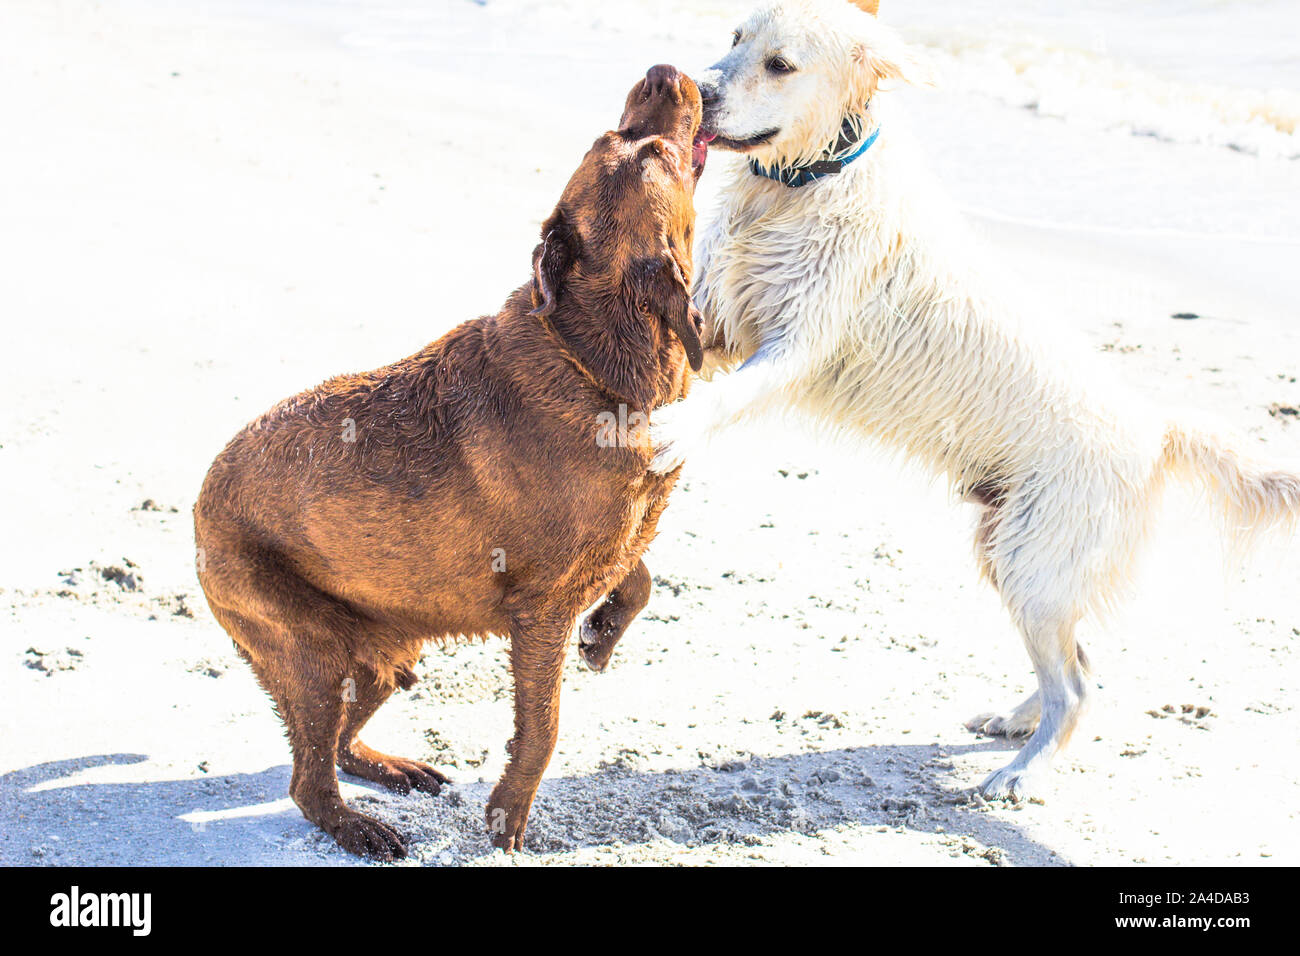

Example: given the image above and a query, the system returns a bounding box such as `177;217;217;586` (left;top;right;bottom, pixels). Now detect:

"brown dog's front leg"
579;559;652;672
487;619;571;851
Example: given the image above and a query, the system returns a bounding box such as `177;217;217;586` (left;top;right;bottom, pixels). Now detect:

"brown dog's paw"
489;823;527;853
329;810;409;861
393;664;419;691
485;793;532;853
490;828;525;852
578;604;623;672
382;756;450;796
340;746;450;796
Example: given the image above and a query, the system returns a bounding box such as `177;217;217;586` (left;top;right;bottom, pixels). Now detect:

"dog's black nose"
696;77;721;111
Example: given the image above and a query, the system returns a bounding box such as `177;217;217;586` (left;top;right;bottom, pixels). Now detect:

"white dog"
651;0;1300;799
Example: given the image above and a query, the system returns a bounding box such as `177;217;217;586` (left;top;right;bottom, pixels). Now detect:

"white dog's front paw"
978;765;1044;803
648;400;703;474
649;435;687;474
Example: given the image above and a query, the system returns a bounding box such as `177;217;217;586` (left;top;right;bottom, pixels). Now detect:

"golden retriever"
650;0;1300;800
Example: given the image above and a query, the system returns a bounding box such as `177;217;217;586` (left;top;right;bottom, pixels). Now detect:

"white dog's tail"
1161;421;1300;545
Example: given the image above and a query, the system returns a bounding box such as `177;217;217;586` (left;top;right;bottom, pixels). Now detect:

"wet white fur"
651;0;1300;799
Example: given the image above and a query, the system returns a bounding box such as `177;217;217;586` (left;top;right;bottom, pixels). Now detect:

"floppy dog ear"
849;0;880;14
530;209;580;318
631;255;704;374
851;32;935;94
557;254;701;412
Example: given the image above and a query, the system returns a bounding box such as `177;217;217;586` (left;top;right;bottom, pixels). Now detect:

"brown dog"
194;65;708;858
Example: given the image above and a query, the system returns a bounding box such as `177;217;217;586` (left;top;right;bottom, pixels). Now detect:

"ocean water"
134;0;1300;239
241;0;1300;157
894;0;1300;161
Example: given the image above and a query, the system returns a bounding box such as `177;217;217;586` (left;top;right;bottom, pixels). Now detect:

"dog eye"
767;56;795;74
732;30;741;47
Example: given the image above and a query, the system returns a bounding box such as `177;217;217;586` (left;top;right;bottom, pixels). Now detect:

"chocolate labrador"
194;64;708;858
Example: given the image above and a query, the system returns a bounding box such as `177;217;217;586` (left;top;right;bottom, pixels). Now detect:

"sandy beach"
2;0;1299;866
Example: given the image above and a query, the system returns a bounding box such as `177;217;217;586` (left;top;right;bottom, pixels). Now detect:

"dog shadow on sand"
0;740;1063;866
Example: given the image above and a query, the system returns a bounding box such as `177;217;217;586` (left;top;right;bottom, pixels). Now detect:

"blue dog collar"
750;115;880;188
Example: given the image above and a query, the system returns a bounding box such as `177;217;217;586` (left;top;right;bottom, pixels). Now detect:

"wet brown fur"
193;66;706;858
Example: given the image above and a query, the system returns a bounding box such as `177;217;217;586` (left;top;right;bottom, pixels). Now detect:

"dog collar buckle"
806;159;843;175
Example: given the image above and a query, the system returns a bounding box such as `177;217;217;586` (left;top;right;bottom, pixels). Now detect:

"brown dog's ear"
849;0;880;15
631;255;704;373
530;209;579;318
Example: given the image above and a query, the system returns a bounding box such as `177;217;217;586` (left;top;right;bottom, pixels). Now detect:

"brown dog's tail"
1161;421;1300;547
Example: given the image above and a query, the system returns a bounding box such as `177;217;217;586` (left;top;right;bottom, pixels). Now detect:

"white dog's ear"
852;37;935;92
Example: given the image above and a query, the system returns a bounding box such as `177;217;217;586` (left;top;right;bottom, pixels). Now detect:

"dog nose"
644;64;682;99
694;69;721;109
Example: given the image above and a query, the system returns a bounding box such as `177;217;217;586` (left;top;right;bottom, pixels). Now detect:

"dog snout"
644;64;683;102
695;66;723;108
619;64;702;144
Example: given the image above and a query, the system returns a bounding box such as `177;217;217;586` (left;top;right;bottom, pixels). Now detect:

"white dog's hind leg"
966;691;1041;739
967;641;1091;740
978;608;1091;801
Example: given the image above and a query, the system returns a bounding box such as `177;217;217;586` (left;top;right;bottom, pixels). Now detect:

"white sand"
2;0;1298;866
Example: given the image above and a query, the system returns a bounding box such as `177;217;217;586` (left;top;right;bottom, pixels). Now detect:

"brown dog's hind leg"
232;642;408;861
487;616;571;851
578;558;652;672
337;665;450;796
272;647;410;861
200;540;410;861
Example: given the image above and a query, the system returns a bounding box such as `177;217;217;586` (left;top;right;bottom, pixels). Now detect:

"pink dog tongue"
692;131;715;168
